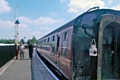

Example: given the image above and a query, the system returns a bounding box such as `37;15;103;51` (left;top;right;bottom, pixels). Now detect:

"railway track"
36;51;68;80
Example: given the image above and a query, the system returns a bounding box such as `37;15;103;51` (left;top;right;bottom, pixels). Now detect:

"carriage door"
56;35;60;68
97;14;120;80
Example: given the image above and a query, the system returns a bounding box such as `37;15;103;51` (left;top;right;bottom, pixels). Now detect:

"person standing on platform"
28;42;33;60
19;42;25;59
15;43;19;59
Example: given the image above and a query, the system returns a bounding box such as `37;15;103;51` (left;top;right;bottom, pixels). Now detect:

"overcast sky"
0;0;120;41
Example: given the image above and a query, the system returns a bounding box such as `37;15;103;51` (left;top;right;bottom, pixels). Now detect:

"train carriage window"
52;36;55;41
51;36;55;53
45;39;46;43
61;31;69;58
57;35;60;52
47;38;49;42
63;31;68;40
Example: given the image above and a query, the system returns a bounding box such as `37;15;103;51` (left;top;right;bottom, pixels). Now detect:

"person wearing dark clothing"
15;44;19;59
28;42;33;60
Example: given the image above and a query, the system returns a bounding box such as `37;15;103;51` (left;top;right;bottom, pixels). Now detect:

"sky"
0;0;120;41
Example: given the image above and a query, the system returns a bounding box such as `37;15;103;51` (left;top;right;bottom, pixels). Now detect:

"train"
36;6;120;80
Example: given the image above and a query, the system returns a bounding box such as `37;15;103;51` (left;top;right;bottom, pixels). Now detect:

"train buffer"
0;49;58;80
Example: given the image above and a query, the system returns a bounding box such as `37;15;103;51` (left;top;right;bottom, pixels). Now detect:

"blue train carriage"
36;6;120;80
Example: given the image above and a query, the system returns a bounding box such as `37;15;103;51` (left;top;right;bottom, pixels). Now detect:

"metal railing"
0;44;16;67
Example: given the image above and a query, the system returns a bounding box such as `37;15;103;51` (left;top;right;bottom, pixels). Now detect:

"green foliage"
27;36;37;44
0;39;15;44
20;39;25;44
32;36;37;44
0;36;37;44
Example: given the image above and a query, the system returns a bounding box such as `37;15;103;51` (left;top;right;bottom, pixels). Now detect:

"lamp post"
24;37;26;44
14;6;19;20
14;6;19;43
15;19;20;59
15;19;20;44
14;5;20;59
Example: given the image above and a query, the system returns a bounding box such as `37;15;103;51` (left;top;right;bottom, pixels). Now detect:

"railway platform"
0;49;58;80
0;49;31;80
31;49;58;80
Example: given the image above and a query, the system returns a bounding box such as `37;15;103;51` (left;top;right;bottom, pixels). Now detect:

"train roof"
38;7;120;41
74;8;120;27
39;18;76;40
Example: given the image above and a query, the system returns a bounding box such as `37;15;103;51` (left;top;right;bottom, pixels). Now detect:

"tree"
32;36;37;44
20;39;25;44
27;39;31;45
27;36;37;45
0;39;15;44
